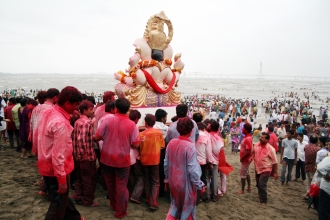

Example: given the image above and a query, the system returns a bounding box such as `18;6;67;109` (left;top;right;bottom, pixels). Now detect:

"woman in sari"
230;124;240;153
18;98;38;158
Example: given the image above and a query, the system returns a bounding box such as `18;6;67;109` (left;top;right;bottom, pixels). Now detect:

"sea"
1;73;329;117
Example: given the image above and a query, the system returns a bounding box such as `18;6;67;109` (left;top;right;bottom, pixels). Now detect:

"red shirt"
240;134;253;164
37;105;74;184
268;132;279;152
4;104;16;130
96;113;139;168
94;105;106;125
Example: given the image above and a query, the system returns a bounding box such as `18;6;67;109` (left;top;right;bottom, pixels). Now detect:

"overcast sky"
1;0;329;77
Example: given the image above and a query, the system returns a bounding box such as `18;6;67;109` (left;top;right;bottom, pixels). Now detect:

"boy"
139;114;165;210
72;100;99;207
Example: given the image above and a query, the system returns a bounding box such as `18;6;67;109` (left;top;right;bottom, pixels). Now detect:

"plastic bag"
309;172;321;197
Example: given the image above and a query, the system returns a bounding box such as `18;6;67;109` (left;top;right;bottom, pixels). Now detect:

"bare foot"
237;190;244;194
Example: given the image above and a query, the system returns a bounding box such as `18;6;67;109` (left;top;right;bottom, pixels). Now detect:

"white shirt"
0;99;7;117
209;111;217;120
303;135;309;143
219;118;224;129
317;156;330;195
297;140;308;161
130;124;140;165
282;138;298;160
316;148;329;164
153;121;169;139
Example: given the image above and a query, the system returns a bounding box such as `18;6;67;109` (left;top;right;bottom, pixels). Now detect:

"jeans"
43;175;81;220
102;164;130;219
295;159;306;180
256;171;271;203
280;158;294;183
143;165;160;208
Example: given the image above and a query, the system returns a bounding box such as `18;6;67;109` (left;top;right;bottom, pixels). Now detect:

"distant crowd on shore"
0;87;330;219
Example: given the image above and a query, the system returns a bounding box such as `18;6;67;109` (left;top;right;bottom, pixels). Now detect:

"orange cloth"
139;128;165;166
217;148;234;175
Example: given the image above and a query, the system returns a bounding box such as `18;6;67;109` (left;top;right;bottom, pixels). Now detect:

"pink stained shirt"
96;113;139;168
253;142;278;174
97;113;114;150
195;130;213;165
36;105;74;184
30;101;54;154
209;131;224;165
94;104;106;125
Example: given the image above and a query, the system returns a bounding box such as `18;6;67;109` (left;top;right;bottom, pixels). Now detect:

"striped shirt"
73;115;96;161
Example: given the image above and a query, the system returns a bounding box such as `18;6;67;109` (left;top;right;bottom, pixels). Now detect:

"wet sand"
0;140;318;220
0;75;327;219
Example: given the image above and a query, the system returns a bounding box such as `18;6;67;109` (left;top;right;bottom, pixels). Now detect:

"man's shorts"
240;163;251;178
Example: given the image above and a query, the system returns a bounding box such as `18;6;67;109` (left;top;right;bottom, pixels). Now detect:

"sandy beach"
0;139;318;220
0;75;328;219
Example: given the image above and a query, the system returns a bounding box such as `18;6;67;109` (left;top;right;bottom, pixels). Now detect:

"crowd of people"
0;87;330;219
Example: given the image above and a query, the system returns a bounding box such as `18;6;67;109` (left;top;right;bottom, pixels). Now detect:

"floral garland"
171;68;182;74
138;59;158;69
117;70;127;83
119;59;176;86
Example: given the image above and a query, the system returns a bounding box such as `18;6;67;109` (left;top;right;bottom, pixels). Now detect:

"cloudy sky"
1;0;329;77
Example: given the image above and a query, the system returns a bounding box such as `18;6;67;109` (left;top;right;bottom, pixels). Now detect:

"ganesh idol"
114;11;184;107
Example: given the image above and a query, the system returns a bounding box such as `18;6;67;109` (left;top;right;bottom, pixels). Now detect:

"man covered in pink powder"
95;97;139;219
164;117;206;220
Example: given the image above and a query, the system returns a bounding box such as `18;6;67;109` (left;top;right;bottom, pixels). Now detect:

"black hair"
105;100;115;113
309;134;318;144
261;132;270;140
115;97;130;114
46;88;60;99
176;104;188;118
193;112;203;123
155;109;168;122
